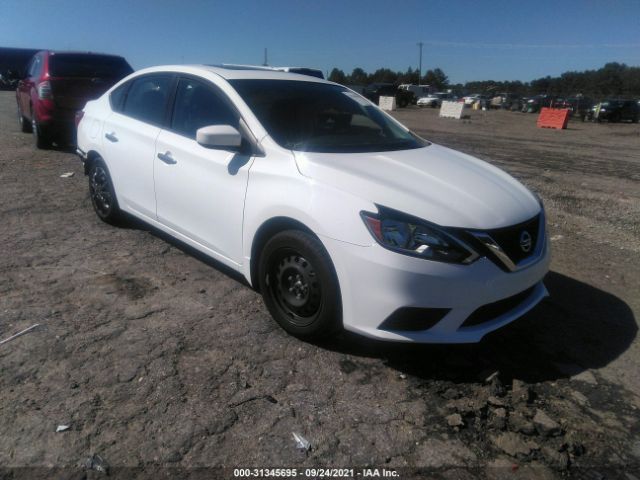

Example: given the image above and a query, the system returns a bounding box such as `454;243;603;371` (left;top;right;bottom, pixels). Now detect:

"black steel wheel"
258;230;341;339
89;158;121;225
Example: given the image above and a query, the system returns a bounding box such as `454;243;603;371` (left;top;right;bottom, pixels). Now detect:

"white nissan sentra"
76;65;550;343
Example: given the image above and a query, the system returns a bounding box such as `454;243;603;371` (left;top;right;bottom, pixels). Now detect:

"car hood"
293;144;540;229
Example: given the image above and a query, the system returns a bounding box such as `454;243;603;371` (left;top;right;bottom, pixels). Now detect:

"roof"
136;64;332;83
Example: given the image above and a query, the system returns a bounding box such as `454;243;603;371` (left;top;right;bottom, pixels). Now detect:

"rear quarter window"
121;75;173;126
109;82;129;113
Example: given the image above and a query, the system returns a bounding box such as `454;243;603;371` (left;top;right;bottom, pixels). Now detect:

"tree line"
328;62;640;98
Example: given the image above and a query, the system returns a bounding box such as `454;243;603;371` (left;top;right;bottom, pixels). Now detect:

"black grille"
460;286;536;328
485;215;540;265
379;307;450;332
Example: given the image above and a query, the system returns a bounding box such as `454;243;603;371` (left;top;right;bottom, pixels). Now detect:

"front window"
170;78;239;139
230;80;428;153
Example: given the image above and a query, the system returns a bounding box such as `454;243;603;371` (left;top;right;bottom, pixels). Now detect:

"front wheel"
88;157;122;225
258;230;342;340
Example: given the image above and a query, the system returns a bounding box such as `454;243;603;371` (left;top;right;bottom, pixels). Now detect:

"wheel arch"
83;150;102;175
249;216;317;290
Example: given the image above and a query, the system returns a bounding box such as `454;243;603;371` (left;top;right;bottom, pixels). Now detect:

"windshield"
230;80;428;153
49;54;133;79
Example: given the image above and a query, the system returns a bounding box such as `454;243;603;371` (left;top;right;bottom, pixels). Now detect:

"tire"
88;157;122;225
398;98;407;108
632;116;639;124
17;103;31;133
32;117;51;149
258;230;342;340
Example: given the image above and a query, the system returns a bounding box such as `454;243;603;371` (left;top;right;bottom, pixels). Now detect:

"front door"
154;77;253;267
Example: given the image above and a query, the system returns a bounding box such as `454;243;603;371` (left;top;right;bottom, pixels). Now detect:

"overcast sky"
1;0;639;83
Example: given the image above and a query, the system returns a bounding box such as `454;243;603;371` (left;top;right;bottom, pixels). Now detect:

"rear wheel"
258;230;341;340
32;117;51;149
88;157;122;225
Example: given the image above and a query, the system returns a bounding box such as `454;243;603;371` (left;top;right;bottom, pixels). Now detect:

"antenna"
263;48;268;66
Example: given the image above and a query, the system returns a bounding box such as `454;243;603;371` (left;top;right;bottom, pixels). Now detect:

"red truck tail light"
37;81;53;100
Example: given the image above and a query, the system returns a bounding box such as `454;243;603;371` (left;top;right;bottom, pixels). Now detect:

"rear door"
101;73;174;220
154;76;253;266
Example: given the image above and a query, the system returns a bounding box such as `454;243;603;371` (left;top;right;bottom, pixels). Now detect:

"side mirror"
196;125;242;150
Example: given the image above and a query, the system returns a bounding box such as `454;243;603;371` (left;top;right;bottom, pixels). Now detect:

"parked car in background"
417;92;456;108
399;84;432;103
221;64;324;79
272;67;324;79
522;95;557;113
463;94;490;108
554;97;593;120
588;100;639;123
363;83;414;107
76;64;549;343
490;93;520;110
463;94;481;105
16;50;133;148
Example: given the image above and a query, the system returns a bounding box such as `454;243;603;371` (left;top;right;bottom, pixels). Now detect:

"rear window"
49;54;133;79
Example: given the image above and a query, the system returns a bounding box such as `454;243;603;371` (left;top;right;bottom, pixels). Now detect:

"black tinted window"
122;75;172;126
49;54;133;79
170;78;238;138
231;80;427;153
110;83;129;112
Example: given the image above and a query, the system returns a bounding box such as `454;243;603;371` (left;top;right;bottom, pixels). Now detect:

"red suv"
16;51;133;148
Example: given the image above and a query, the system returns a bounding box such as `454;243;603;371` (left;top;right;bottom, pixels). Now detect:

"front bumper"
322;232;550;343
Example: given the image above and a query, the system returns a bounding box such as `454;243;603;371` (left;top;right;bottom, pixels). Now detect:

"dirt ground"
1;91;639;479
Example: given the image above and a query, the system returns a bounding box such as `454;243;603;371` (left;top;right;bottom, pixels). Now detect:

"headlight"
360;207;479;264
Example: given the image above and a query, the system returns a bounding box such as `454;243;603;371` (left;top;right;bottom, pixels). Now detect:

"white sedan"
77;65;549;343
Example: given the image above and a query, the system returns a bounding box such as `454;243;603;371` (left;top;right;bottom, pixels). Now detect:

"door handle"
157;151;176;164
105;132;118;142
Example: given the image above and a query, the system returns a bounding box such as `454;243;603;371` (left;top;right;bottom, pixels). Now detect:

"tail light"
37;81;52;99
75;110;85;128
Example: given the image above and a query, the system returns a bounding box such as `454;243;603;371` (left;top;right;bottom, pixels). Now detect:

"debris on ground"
571;370;598;385
533;409;562;437
0;324;41;347
292;432;311;451
446;413;465;428
55;425;70;433
84;454;109;475
59;172;75;178
491;432;539;458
